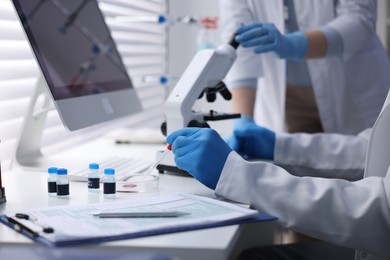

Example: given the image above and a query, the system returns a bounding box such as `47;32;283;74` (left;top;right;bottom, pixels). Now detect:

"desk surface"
0;137;274;260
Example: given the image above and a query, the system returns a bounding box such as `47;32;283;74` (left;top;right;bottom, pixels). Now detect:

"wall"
168;0;219;76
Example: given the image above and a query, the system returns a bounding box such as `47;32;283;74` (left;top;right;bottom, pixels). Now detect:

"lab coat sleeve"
219;0;262;86
215;152;390;258
273;129;371;181
324;0;377;56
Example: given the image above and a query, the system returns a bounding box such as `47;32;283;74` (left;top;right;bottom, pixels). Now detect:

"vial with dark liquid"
56;168;69;198
88;163;100;192
103;168;116;199
47;167;58;197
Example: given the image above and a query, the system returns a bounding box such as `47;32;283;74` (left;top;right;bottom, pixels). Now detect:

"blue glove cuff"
265;131;276;160
234;115;254;128
285;31;308;60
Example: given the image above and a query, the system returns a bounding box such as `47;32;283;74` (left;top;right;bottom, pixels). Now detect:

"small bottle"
88;163;100;192
196;17;219;51
103;168;116;199
47;167;58;197
56;168;69;198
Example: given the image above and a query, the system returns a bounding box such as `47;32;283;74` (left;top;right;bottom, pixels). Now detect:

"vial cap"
57;168;68;175
158;15;167;24
89;163;99;170
48;167;58;174
159;76;168;85
104;168;115;175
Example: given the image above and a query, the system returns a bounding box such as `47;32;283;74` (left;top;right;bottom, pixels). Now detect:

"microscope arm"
164;44;237;135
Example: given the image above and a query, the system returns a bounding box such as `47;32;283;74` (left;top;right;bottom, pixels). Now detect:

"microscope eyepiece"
229;33;239;49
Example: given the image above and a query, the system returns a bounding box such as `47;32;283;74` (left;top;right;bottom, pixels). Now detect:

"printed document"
4;193;259;243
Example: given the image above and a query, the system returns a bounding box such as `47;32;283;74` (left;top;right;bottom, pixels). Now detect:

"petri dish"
116;174;158;193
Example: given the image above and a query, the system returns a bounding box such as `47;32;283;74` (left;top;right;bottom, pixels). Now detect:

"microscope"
158;36;240;174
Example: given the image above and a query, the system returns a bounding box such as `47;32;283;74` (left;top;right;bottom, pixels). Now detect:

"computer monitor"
12;0;143;168
12;0;142;131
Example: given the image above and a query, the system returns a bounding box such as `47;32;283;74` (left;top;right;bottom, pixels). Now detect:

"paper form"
4;193;259;243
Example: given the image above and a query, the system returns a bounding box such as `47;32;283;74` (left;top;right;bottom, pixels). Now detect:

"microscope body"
158;42;238;174
164;44;237;136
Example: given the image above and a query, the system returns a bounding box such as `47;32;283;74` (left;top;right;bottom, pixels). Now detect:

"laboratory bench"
0;137;274;260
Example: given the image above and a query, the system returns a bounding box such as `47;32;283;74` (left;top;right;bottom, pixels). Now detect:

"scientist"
166;91;390;259
220;0;390;136
222;0;390;246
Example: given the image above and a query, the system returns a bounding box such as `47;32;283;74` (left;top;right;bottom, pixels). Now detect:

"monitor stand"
15;76;76;170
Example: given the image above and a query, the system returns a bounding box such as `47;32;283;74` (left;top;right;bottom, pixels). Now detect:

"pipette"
143;144;172;175
117;144;172;183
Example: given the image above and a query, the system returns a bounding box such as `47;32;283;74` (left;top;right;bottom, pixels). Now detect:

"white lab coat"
216;91;390;259
273;129;370;180
220;0;390;134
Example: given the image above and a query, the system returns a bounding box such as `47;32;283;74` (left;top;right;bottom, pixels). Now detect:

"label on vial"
48;181;57;193
104;182;116;194
57;184;69;196
88;178;100;189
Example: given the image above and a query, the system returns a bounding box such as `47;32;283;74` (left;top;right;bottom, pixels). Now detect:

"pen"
92;211;190;218
115;140;131;144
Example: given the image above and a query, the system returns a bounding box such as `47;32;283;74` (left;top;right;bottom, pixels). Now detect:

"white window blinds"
0;0;167;170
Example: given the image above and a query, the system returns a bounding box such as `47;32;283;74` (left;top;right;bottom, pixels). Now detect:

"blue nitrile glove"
233;124;276;160
225;115;257;150
235;23;308;60
167;128;232;190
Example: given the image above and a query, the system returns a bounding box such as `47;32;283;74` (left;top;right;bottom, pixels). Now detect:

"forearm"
304;30;328;59
231;87;257;116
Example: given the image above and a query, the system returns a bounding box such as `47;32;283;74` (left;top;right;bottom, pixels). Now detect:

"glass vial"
103;168;116;199
196;17;219;51
88;163;100;192
56;168;69;198
47;167;58;197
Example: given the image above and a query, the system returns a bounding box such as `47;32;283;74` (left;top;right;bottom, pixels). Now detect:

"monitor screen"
12;0;142;131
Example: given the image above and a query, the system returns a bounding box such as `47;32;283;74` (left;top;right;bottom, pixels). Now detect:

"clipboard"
0;193;276;247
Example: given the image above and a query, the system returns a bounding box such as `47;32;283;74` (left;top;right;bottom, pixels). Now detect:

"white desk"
0;137;274;260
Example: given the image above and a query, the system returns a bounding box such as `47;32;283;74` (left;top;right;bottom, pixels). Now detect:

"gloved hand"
167;128;232;190
233;123;276;160
225;115;257;150
235;23;308;60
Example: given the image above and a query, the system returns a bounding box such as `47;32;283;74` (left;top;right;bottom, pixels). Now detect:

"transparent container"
115;148;169;193
117;174;159;193
196;17;219;51
47;167;58;197
56;168;69;198
88;163;100;192
103;168;116;199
